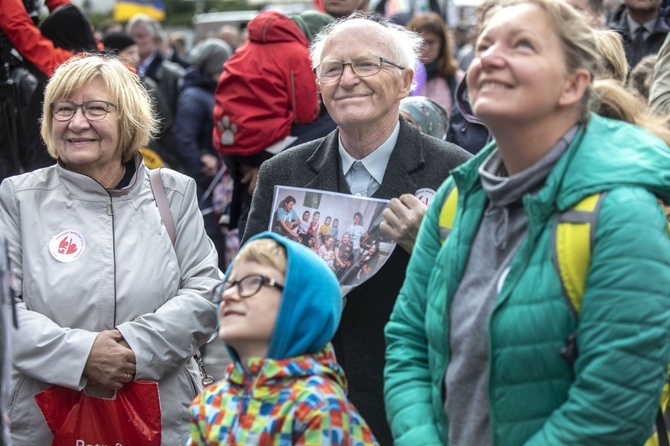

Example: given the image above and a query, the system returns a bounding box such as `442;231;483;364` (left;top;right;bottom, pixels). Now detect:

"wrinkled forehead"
322;19;389;58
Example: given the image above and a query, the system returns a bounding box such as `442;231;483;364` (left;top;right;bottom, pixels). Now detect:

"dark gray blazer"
243;117;471;445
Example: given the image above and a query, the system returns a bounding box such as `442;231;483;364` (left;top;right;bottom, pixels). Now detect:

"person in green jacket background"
384;0;670;444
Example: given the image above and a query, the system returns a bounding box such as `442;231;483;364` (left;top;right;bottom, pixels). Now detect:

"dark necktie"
631;26;646;69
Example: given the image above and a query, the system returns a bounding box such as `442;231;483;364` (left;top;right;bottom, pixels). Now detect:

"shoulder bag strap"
148;168;176;245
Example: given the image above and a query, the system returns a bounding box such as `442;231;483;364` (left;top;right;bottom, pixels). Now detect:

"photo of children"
270;186;395;293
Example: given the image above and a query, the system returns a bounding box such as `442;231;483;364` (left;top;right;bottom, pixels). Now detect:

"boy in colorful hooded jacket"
188;231;378;445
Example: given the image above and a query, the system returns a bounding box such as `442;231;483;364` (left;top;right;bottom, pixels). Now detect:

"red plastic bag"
35;381;162;446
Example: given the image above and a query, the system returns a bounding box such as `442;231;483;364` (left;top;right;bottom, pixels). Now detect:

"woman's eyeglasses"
211;274;284;304
51;100;117;121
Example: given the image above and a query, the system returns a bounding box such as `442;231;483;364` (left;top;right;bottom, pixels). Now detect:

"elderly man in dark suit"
242;14;471;445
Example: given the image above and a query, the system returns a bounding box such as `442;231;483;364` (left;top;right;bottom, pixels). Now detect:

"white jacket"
0;154;220;445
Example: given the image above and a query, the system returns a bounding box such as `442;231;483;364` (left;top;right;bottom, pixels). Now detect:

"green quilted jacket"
384;114;670;446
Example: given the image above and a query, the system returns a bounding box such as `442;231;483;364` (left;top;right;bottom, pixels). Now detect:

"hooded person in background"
212;10;335;236
174;38;233;271
39;4;98;54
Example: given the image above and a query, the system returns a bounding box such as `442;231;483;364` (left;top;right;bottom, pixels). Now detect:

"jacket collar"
452;113;670;215
226;343;347;397
56;152;146;201
304;117;424;199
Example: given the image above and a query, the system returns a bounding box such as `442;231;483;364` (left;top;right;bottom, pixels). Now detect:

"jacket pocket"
8;374;26;409
186;366;199;399
8;374;49;444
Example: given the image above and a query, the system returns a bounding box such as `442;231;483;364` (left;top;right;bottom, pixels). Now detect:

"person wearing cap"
212;10;335;234
174;38;233;271
102;31;140;68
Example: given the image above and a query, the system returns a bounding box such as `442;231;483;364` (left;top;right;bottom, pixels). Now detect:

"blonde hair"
594;29;627;83
593;79;670;146
482;0;598;123
41;54;158;163
235;238;287;276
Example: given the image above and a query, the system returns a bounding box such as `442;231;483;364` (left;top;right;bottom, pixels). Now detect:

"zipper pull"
107;203;113;216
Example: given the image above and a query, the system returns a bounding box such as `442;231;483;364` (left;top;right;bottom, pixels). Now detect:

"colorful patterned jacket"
188;343;378;445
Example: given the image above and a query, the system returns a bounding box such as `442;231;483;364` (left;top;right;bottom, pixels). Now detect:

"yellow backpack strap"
556;193;670;446
553;193;604;315
438;186;458;244
649;201;670;446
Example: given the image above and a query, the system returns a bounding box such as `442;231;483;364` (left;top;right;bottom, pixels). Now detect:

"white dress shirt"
338;121;400;197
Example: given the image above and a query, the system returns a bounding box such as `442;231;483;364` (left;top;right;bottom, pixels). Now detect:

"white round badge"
49;230;85;263
415;188;436;206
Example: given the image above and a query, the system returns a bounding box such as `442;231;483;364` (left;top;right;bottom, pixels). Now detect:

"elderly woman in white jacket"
0;54;220;445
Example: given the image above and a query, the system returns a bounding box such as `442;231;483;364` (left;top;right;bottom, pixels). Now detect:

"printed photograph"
270;186;396;295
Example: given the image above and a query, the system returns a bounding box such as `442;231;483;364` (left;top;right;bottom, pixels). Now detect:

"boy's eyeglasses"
316;55;405;84
50;100;117;121
211;274;284;304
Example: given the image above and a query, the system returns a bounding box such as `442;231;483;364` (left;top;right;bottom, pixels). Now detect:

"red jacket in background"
212;10;320;158
0;0;73;78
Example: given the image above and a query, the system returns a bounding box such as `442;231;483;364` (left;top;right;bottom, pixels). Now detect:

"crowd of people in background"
3;0;670;443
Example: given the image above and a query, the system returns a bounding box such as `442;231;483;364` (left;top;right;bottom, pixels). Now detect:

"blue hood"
224;231;342;361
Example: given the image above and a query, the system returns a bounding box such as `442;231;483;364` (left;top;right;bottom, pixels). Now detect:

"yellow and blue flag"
114;0;166;22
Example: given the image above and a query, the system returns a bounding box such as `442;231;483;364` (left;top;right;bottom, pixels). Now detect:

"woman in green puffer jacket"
384;0;670;445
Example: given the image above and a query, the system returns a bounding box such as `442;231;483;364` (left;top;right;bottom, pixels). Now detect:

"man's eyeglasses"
51;100;117;122
211;274;284;304
316;55;405;84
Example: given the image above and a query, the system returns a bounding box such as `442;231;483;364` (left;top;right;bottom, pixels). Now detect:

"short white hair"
310;13;423;75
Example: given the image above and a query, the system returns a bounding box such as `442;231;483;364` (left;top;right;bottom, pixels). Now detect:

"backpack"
438;186;670;446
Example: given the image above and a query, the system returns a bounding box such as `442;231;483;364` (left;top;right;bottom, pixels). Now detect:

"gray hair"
310;13;423;78
125;14;161;37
